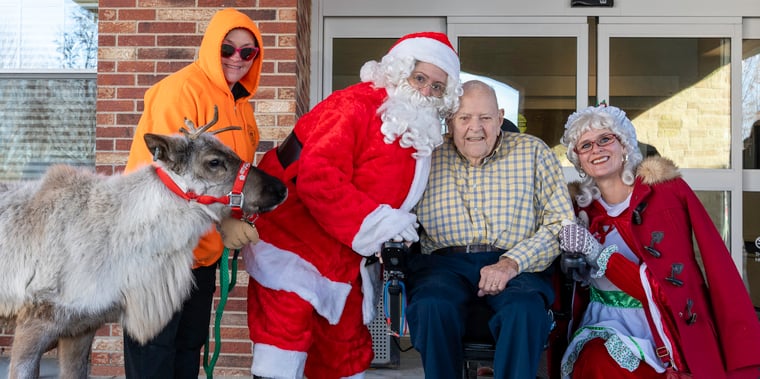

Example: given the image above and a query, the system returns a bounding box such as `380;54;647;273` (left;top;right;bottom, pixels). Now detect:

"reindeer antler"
180;105;242;139
211;125;243;135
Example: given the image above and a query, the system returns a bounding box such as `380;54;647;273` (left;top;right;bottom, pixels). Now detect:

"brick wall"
92;0;298;376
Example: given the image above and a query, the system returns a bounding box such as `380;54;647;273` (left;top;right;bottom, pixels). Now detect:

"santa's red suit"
242;32;461;379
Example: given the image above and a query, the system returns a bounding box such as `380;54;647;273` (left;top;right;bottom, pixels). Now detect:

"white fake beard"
378;81;445;158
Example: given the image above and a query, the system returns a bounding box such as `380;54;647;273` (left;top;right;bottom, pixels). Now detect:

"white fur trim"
640;263;678;370
243;241;351;325
351;157;430;255
401;155;430;211
388;35;460;83
251;342;307;379
360;258;382;324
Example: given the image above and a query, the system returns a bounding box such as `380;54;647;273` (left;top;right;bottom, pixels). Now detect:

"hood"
567;156;681;203
198;8;263;96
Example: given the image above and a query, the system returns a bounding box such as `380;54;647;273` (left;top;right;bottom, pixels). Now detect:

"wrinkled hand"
478;257;519;297
391;222;419;243
219;218;259;249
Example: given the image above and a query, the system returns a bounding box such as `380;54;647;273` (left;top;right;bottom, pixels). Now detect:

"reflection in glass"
458;37;577;149
610;37;731;169
0;0;97;70
742;39;760;169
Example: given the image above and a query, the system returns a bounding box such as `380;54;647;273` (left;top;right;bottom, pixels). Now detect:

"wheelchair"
460;258;583;379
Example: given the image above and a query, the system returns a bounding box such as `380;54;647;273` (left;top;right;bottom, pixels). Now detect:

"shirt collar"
453;131;504;167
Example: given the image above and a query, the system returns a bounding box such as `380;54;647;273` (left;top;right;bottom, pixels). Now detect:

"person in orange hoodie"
123;8;263;378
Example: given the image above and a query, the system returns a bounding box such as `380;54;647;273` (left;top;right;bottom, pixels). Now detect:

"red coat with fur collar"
572;156;760;378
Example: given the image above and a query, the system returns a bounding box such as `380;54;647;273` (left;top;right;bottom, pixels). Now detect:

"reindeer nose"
251;170;287;213
268;180;288;203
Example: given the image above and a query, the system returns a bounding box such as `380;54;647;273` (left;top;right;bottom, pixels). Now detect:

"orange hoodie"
126;8;263;268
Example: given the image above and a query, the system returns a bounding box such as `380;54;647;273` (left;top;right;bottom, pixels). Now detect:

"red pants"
247;277;373;379
572;338;665;379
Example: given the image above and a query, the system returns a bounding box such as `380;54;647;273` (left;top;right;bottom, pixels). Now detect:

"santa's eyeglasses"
221;44;259;61
408;73;446;98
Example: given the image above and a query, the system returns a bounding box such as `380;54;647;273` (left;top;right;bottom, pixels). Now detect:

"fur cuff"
360;258;382;324
243;241;351;325
590;244;617;279
251;343;307;379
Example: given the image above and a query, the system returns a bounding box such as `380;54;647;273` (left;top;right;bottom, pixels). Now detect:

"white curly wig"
359;55;462;118
560;104;643;207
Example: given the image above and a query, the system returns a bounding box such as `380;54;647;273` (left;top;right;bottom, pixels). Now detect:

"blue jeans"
406;251;554;379
123;263;217;379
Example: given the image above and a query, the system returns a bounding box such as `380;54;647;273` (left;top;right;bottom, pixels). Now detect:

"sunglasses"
221;44;259;61
574;133;620;154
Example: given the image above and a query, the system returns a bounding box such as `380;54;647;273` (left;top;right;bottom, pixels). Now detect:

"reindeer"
0;111;287;379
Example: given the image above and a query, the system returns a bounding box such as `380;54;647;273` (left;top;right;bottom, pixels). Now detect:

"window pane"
610;37;731;169
742;39;760;169
459;37;577;147
0;0;97;69
332;38;396;91
0;78;95;181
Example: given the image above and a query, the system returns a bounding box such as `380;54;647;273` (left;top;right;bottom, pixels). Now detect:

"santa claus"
239;32;462;379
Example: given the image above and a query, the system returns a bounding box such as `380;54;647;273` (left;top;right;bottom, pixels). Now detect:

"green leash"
203;247;239;379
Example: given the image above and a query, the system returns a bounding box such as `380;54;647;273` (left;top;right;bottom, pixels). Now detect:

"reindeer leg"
57;330;96;379
9;315;59;379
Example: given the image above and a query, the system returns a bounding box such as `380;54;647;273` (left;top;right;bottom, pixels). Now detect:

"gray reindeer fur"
0;131;286;379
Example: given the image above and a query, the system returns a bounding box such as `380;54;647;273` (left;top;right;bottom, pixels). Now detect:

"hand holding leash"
219;218;259;249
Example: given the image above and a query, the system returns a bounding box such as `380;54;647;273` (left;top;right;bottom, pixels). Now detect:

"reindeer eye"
208;159;222;168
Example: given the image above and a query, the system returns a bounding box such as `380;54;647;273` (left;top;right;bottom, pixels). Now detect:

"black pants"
123;263;217;379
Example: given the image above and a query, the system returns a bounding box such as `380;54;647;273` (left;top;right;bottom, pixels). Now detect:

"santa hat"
386;32;460;82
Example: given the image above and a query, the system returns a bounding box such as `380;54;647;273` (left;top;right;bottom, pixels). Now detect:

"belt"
276;131;302;170
431;244;506;255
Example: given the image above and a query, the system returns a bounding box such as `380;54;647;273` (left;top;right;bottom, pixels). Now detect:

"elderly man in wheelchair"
400;80;576;379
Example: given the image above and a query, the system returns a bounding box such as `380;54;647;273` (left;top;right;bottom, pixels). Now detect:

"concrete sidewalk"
0;349;550;378
0;352;426;379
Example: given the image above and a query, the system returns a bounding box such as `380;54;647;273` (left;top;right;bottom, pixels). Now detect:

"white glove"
559;223;601;266
219;218;259;249
392;222;419;242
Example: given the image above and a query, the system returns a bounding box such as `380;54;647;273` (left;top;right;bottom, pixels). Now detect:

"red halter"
152;162;257;222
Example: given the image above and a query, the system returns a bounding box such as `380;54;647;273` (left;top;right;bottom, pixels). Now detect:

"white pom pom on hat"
386;31;460;81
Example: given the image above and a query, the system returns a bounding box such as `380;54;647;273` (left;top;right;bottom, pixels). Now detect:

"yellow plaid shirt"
415;132;574;273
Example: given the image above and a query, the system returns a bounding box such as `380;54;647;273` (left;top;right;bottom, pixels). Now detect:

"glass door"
448;17;589;181
742;18;760;312
598;18;744;269
321;15;750;283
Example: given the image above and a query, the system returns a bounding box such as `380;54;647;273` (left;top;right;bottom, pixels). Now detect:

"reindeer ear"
144;133;174;163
